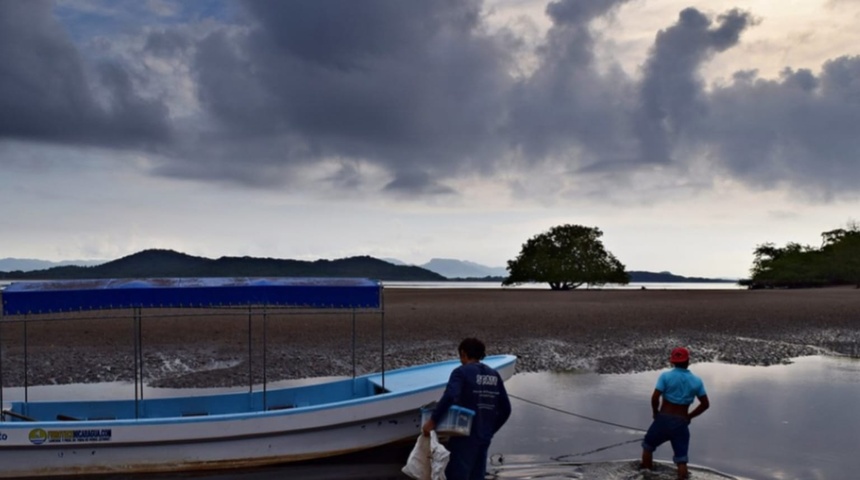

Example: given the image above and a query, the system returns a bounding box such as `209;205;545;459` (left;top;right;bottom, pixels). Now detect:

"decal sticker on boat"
29;428;112;444
28;429;47;445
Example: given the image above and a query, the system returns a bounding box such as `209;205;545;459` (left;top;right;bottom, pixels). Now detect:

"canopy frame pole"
134;306;143;419
23;318;28;405
242;305;249;393
262;306;268;411
380;288;386;390
352;310;357;380
0;313;4;412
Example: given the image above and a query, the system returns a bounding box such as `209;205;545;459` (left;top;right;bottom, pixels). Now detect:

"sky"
1;0;859;279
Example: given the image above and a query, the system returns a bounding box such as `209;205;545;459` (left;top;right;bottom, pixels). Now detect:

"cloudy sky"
2;0;859;278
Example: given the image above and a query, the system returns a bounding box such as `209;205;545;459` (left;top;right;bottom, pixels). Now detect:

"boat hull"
1;407;425;477
0;355;516;477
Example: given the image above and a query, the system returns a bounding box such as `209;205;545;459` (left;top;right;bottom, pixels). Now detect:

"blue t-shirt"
433;362;512;442
655;367;707;406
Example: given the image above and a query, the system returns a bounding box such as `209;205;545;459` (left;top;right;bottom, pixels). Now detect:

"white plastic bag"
402;434;430;480
402;431;450;480
429;431;450;480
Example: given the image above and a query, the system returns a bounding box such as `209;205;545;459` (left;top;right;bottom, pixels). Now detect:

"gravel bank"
2;287;858;389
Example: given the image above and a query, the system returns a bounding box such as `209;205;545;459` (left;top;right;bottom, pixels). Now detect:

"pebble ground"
2;287;858;388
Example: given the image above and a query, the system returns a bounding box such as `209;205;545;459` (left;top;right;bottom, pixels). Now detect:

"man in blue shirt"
641;346;710;480
422;337;512;480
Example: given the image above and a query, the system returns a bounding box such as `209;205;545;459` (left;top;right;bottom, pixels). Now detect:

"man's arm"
421;418;435;436
422;369;464;435
688;395;709;422
650;389;662;418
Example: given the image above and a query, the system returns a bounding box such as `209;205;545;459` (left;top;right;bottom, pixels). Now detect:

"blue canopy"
1;277;382;315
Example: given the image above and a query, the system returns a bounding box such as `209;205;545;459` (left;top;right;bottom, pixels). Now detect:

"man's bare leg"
641;450;653;469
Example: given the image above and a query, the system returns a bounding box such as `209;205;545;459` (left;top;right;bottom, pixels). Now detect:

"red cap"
670;347;690;363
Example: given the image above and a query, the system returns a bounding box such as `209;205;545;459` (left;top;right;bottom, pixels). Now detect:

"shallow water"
490;355;860;480
3;356;857;479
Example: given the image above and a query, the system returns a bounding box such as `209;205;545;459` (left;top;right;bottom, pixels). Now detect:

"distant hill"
0;249;446;281
0;252;734;284
382;257;507;278
389;258;732;283
627;271;735;283
0;258;106;272
420;258;507;278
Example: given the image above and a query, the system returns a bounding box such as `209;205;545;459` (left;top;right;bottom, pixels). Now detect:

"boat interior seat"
2;409;36;422
55;414;118;421
373;384;389;395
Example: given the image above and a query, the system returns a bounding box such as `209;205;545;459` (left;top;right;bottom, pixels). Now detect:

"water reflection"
492;355;860;480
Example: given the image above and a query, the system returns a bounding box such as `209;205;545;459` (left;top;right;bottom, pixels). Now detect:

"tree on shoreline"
502;224;629;290
820;223;860;286
745;221;860;289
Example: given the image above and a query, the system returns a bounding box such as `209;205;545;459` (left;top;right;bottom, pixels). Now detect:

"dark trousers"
445;436;491;480
642;413;691;464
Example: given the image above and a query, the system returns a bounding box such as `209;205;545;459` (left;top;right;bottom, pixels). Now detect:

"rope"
490;436;643;467
550;438;643;462
489;393;649;467
509;393;648;433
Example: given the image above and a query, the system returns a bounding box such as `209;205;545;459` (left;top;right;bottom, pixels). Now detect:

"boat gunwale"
1;355;517;429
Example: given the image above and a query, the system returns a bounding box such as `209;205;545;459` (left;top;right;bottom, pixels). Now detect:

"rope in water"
550;438;644;462
489;394;649;467
508;393;648;433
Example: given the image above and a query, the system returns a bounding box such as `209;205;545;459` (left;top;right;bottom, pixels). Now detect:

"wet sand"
1;287;858;388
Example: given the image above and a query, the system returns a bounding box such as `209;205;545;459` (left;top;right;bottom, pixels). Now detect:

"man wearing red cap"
641;346;710;479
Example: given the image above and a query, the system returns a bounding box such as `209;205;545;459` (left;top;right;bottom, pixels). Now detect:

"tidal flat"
1;287;858;388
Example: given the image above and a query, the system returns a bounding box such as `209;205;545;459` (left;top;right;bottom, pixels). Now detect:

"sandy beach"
1;287;858;388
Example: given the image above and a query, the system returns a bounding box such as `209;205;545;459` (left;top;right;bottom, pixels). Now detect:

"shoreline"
1;288;858;388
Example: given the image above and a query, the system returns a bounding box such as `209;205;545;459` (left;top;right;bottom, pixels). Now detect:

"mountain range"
384;257;508;278
0;250;734;283
0;250;444;281
0;257;107;272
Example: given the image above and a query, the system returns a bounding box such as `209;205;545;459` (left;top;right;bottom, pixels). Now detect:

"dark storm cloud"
244;1;476;71
0;0;170;149
635;8;753;164
701;56;860;198
631;7;860;200
186;0;514;193
506;0;635;167
144;29;191;58
4;0;860;201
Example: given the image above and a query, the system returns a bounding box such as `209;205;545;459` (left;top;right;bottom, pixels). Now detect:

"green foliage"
820;223;860;286
502;224;630;290
746;221;860;288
